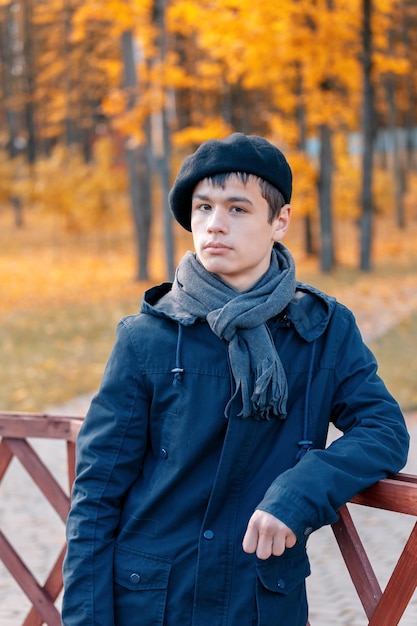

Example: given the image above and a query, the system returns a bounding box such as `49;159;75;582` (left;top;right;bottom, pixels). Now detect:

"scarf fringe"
250;357;288;421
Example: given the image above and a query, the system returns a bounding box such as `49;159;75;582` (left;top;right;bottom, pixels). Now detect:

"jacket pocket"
255;550;310;626
113;544;172;625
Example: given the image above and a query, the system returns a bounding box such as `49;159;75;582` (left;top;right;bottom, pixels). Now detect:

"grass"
369;314;417;413
0;300;139;411
1;203;417;413
2;287;416;414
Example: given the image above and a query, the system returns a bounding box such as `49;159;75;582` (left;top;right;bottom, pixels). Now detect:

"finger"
254;533;274;560
285;532;297;549
256;538;273;561
242;525;258;554
270;535;286;557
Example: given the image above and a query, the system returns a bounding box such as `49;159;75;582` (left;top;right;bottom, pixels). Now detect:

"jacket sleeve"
62;319;149;625
256;305;410;540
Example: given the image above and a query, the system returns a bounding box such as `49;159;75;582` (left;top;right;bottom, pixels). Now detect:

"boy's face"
191;174;290;291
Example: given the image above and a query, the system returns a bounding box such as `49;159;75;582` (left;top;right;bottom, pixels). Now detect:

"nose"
207;207;227;233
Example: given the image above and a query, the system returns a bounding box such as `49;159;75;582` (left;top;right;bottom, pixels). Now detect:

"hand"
242;510;297;560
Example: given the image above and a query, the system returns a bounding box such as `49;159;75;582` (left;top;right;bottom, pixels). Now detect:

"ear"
272;204;291;242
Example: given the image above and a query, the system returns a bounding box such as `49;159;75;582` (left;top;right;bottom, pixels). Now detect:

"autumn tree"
285;1;363;271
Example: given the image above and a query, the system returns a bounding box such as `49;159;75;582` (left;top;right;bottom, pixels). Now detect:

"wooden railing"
1;412;417;626
0;412;83;626
333;473;417;625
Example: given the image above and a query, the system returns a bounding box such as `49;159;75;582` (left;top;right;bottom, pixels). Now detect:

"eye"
230;205;246;213
192;202;212;212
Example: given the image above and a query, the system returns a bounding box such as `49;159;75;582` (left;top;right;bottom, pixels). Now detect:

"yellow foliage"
373;167;396;215
288;151;318;218
374;53;410;77
110;107;149;143
267;117;300;150
162;51;194;89
333;166;362;221
103;89;131;118
172;119;234;149
98;59;123;82
7;0;416;153
71;1;136;41
32;0;406;163
166;0;368;144
167;1;202;35
11;139;128;233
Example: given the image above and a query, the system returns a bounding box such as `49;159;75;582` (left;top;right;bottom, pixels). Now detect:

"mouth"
204;242;231;251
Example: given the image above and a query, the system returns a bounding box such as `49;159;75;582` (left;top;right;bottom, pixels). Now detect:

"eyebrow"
192;193;254;205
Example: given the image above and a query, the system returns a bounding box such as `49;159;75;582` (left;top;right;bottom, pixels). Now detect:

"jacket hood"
140;280;336;342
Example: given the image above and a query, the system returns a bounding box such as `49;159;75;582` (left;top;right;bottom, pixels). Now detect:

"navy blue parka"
62;281;409;626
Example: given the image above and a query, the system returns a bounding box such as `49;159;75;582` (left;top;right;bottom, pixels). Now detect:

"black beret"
169;132;292;231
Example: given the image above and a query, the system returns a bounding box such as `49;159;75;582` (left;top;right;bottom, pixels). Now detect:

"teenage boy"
62;132;409;626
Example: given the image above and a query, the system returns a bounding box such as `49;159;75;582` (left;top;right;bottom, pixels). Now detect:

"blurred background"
0;0;417;413
1;2;417;624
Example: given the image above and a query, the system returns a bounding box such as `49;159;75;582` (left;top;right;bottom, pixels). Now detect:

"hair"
206;172;286;223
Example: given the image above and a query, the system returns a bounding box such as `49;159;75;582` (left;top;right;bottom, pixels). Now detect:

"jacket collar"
140;280;336;341
140;283;198;325
286;282;336;342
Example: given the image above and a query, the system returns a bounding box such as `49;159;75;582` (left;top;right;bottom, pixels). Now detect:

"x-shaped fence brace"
0;412;82;626
331;473;417;626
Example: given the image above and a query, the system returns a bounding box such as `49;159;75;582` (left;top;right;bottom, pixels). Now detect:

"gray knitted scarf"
172;243;296;420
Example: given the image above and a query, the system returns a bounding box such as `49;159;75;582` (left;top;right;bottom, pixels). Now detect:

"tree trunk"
1;12;18;159
125;142;152;281
318;123;334;273
360;0;375;272
121;30;152;281
402;4;416;173
386;76;405;228
161;113;175;280
405;81;416;172
295;64;316;257
152;0;175;280
22;0;36;163
304;215;315;256
63;0;78;148
1;8;24;226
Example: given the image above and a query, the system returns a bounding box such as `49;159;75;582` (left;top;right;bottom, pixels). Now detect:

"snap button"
277;578;286;589
130;572;141;584
303;526;313;537
203;529;215;540
160;448;168;459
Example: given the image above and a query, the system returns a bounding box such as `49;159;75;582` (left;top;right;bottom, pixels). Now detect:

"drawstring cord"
296;340;316;461
171;323;184;387
170;319;316;456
